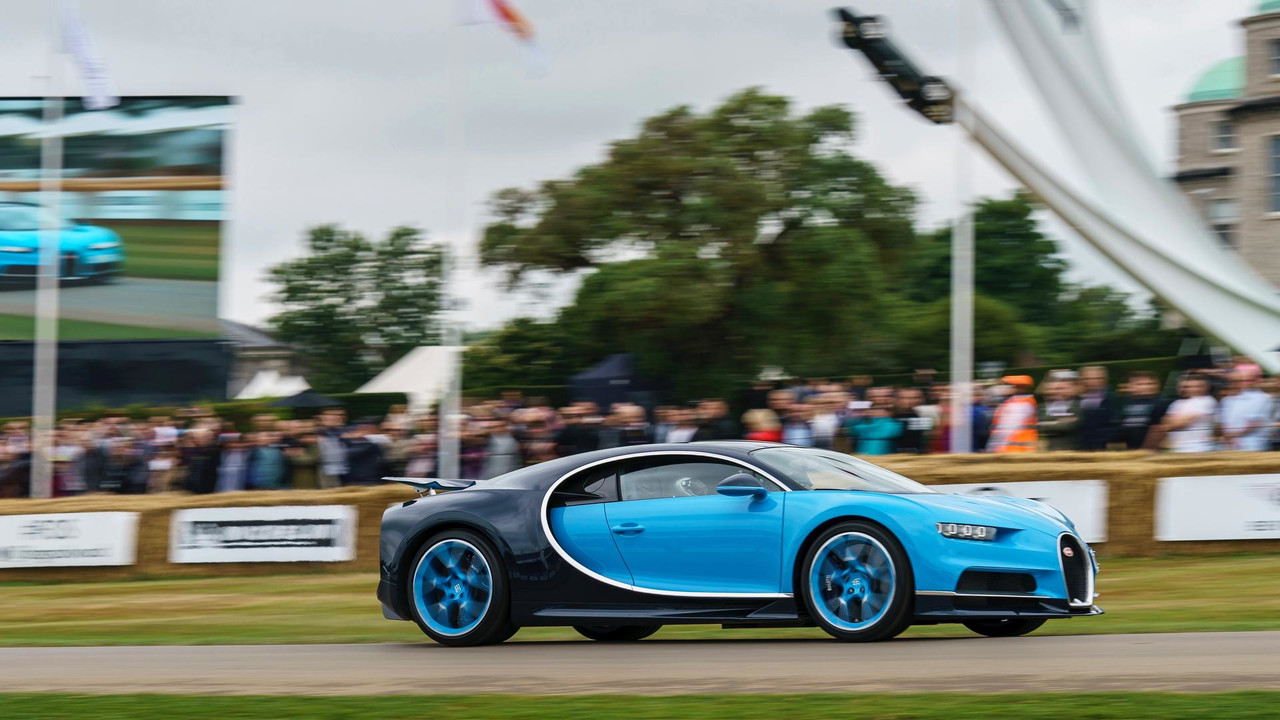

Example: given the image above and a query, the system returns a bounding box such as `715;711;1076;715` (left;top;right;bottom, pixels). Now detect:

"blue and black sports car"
0;202;124;283
379;442;1100;646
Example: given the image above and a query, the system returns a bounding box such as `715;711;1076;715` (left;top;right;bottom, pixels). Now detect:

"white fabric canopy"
234;370;310;400
356;346;465;412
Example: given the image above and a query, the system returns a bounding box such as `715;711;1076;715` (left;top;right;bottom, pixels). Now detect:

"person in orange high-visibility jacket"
986;376;1039;453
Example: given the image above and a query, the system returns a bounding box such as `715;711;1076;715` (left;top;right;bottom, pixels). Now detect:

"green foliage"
479;88;917;398
266;225;446;393
891;294;1030;371
905;192;1066;325
472;90;1189;396
462;318;575;392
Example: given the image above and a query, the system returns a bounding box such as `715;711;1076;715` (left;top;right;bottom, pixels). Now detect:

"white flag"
60;1;118;110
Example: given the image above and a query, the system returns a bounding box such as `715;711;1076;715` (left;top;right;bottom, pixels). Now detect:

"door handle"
610;523;645;536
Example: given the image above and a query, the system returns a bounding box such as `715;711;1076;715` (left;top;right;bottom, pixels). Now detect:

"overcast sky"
0;0;1261;330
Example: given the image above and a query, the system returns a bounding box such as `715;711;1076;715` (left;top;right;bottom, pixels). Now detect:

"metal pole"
948;0;974;454
31;32;64;498
437;15;468;480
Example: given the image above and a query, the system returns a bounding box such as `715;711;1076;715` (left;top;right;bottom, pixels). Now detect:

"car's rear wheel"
572;625;661;642
407;529;517;647
799;521;913;642
963;618;1046;638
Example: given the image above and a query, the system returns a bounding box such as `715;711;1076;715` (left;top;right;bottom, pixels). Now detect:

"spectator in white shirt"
1157;375;1218;453
1219;364;1274;451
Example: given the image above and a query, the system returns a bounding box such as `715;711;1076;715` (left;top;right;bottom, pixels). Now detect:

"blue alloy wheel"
808;532;895;631
800;521;913;642
412;539;494;637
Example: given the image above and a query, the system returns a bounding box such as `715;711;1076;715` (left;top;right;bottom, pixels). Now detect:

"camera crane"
832;8;956;125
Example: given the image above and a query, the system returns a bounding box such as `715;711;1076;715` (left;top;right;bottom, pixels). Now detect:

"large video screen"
0;96;230;340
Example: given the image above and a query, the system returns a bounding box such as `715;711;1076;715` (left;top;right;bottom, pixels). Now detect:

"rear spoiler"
384;477;476;496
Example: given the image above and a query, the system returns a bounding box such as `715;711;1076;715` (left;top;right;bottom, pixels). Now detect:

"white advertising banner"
169;505;357;564
934;480;1108;543
1156;474;1280;541
0;512;138;568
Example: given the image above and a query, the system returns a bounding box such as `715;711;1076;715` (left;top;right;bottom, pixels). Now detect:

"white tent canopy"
356;346;465;412
233;370;310;400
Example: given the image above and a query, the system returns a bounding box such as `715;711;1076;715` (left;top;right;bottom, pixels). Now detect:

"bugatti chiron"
378;442;1100;646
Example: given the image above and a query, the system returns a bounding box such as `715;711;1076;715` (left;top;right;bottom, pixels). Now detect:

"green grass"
0;312;217;340
3;693;1279;720
99;223;220;282
2;555;1278;647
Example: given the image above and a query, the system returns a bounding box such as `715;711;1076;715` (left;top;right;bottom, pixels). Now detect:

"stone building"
1174;1;1280;285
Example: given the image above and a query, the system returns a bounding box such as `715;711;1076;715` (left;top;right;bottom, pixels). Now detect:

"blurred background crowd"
1;359;1275;498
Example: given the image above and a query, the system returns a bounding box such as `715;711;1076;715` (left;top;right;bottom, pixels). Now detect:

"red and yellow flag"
486;0;535;41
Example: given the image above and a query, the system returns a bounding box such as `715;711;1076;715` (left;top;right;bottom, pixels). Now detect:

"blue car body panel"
377;442;1101;629
603;493;785;594
549;504;633;585
0;212;125;281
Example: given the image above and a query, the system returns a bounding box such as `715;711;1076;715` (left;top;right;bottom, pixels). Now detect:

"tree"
267;225;447;392
891;294;1030;372
462;317;575;392
905;192;1067;326
1041;286;1185;364
479;88;917;397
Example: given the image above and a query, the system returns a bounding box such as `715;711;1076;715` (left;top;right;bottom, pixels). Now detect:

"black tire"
405;529;517;647
963;618;1047;638
572;625;661;642
798;521;914;642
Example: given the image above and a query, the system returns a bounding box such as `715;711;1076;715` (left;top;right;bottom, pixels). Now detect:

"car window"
618;459;764;502
0;205;57;232
750;447;935;494
549;465;619;507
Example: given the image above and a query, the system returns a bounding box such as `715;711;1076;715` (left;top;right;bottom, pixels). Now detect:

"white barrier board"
0;512;138;568
1156;474;1280;541
935;480;1108;543
170;505;357;563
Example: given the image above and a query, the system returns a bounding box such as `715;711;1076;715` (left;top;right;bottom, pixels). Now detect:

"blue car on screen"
379;442;1101;646
0;202;124;283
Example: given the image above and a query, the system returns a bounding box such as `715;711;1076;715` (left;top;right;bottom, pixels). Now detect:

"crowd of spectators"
1;361;1277;498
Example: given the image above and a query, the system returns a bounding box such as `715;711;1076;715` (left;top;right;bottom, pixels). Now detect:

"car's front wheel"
572;625;661;642
407;529;517;647
963;618;1046;638
799;521;914;642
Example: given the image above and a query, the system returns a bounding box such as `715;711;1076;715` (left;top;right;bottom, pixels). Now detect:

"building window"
1272;40;1280;76
1214;121;1237;151
1207;199;1237;246
1271;137;1280;213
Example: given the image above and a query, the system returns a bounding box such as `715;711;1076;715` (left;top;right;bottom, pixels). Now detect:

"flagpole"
438;12;469;480
31;10;65;499
948;0;974;454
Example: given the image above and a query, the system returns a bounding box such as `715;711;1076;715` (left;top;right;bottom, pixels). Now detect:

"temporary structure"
233;370;309;401
356;346;465;412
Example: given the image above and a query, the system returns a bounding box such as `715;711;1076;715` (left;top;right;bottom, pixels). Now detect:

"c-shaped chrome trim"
539;449;794;598
1058;532;1095;608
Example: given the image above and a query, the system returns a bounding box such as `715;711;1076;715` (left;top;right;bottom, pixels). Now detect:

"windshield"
751;447;935;494
0;205;60;232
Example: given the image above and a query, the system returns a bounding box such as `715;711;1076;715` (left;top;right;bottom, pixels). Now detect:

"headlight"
88;241;120;251
0;246;36;253
936;522;997;541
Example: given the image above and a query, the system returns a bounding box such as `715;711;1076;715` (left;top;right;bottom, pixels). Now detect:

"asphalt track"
0;277;218;331
3;632;1278;695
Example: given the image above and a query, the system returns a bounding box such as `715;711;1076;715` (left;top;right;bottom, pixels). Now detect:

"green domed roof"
1260;0;1280;13
1186;57;1244;103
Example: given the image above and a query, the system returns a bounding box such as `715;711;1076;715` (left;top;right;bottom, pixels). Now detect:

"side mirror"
717;473;768;501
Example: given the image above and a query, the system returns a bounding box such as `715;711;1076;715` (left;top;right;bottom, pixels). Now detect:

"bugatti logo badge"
453;583;463;594
852;578;862;587
1063;547;1075;558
